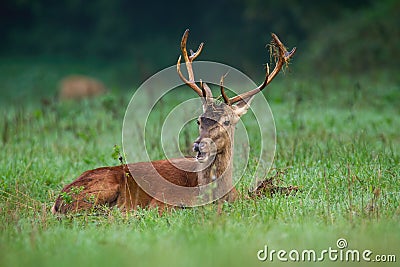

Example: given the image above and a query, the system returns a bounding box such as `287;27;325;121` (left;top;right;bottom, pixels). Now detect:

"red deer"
52;30;296;214
59;75;106;100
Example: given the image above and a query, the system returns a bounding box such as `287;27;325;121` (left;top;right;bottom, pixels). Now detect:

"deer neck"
195;142;233;203
199;131;234;187
212;146;233;180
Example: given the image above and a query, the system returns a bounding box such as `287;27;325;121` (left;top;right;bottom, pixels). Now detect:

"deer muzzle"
193;138;216;163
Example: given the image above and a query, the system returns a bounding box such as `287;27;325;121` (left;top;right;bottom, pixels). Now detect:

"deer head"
177;29;296;169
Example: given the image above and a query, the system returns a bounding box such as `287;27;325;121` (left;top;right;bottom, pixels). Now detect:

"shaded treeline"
1;0;398;78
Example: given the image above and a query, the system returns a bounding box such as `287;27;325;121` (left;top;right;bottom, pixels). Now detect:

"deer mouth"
193;138;216;163
193;142;210;163
196;150;209;162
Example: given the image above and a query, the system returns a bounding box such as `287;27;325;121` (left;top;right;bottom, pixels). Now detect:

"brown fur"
52;158;203;214
59;75;106;100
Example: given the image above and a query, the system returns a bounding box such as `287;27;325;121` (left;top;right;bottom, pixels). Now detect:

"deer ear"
201;82;213;112
232;95;254;117
201;82;213;99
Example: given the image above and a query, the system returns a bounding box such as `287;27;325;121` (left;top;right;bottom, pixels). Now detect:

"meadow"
0;59;399;267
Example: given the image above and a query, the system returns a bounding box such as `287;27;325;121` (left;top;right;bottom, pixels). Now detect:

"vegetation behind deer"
0;1;399;265
1;65;399;266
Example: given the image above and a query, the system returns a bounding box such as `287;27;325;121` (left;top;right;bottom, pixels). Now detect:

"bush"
301;0;400;75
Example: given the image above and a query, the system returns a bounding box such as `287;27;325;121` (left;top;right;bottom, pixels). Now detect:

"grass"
0;59;399;267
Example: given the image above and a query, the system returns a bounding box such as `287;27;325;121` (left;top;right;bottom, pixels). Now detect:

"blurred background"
0;0;399;102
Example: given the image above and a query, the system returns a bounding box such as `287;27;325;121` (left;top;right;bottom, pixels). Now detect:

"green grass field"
0;60;399;267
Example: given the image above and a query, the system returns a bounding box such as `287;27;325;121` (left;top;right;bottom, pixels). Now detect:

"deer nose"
193;142;200;152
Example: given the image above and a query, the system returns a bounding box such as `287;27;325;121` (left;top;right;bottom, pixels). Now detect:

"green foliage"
0;57;399;266
1;2;398;264
60;191;73;204
112;144;122;161
60;187;84;204
4;0;398;78
301;0;400;75
70;186;84;195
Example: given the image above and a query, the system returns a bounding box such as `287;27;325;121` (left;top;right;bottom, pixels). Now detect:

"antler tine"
189;42;204;61
200;79;213;99
176;29;204;97
220;74;230;105
229;33;296;105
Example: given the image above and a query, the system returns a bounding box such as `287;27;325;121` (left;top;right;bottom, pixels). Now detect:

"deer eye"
223;120;230;126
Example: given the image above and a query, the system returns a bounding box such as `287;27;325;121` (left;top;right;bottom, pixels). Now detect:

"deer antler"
220;73;230;105
177;29;206;97
226;33;296;105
